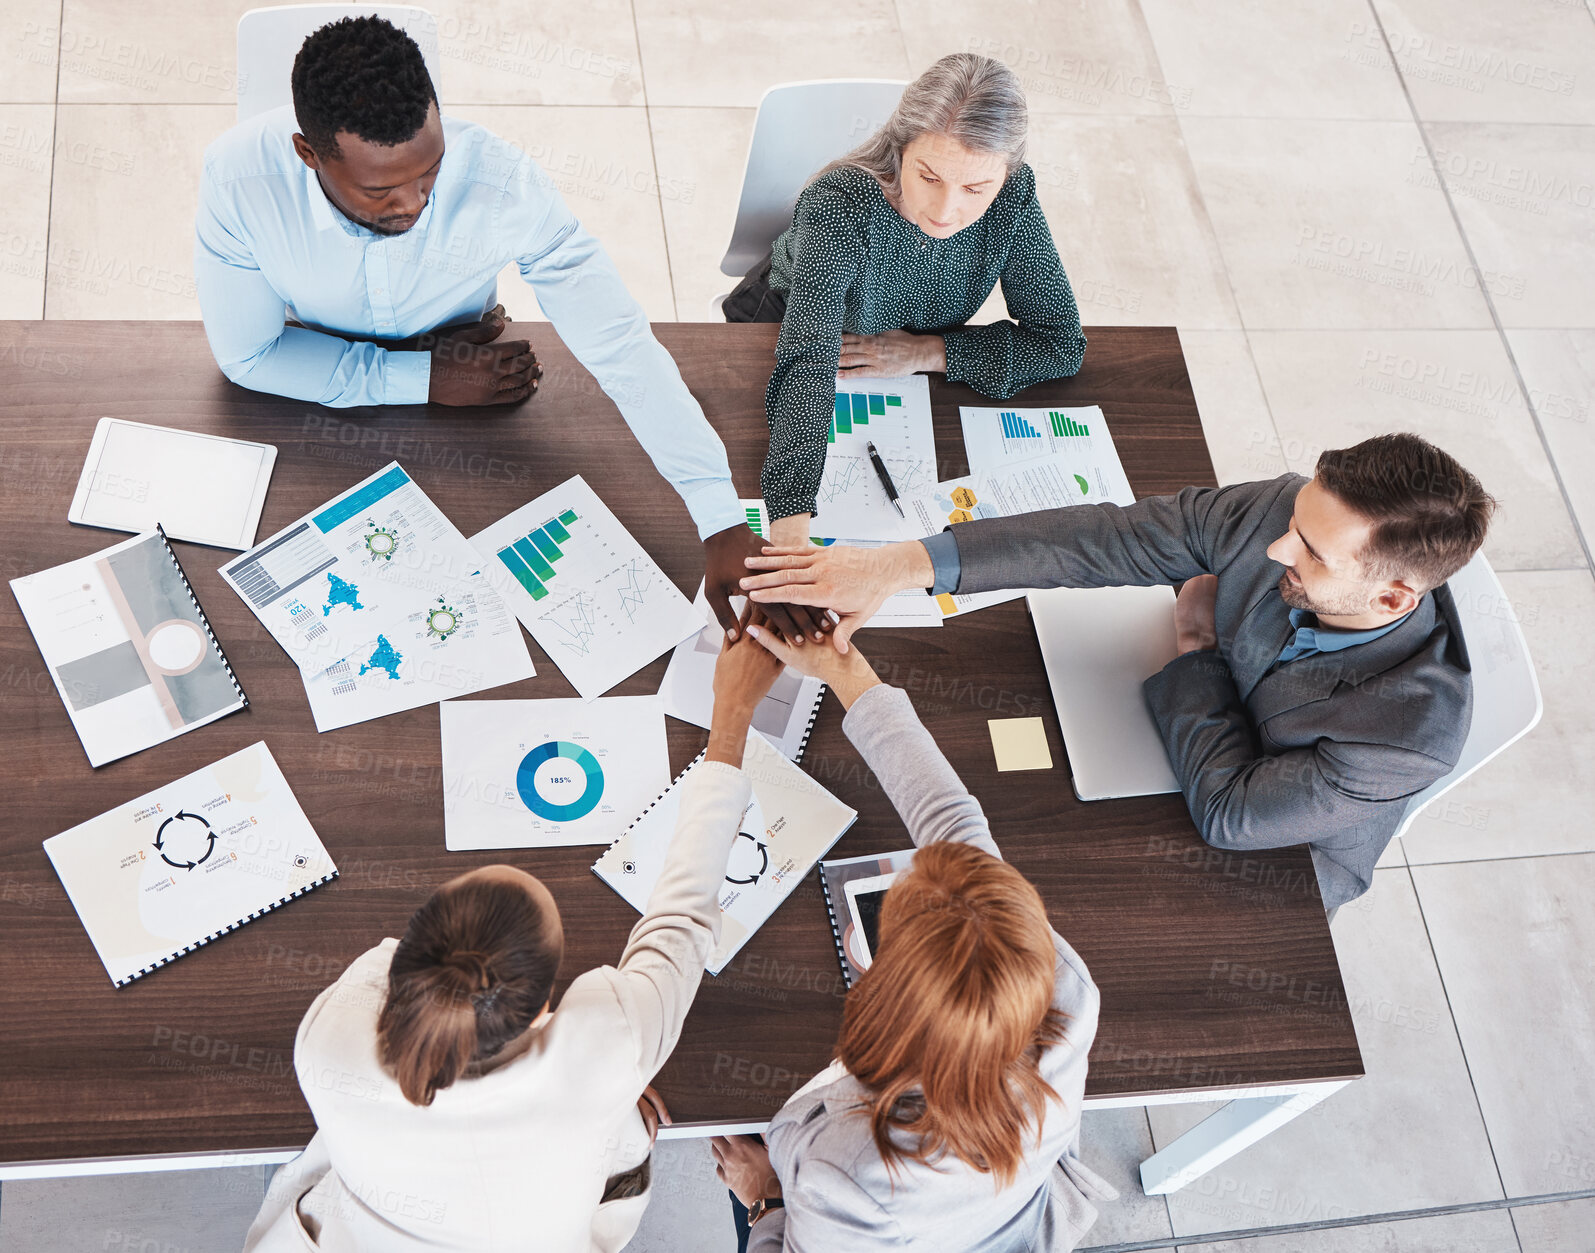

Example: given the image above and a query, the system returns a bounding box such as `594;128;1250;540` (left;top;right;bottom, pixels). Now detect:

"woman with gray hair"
726;53;1087;547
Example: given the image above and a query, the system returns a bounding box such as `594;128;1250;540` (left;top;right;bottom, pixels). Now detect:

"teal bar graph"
496;510;580;602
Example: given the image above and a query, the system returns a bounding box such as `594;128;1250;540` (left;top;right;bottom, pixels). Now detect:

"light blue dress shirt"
1274;605;1409;665
194;106;741;538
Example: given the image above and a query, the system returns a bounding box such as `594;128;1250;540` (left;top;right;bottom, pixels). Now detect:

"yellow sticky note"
988;717;1053;772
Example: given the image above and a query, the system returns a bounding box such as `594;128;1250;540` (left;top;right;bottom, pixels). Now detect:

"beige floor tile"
431;0;644;106
895;0;1181;116
0;104;53;319
1141;0;1411;120
1150;867;1501;1236
1371;0;1595;125
1512;1196;1595;1250
46;104;232;318
1412;852;1595;1196
1505;329;1595;544
1177;330;1285;485
649;105;755;320
1426;122;1595;329
447;105;678;324
57;0;251;104
1176;1207;1520;1253
1402;570;1595;864
1246;329;1586;571
1181;118;1495;329
1029;115;1240;330
632;0;909;109
1;0;61;102
1077;1108;1174;1248
0;1165;266;1252
621;1137;739;1253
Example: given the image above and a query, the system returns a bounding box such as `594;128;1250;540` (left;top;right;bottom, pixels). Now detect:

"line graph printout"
470;476;707;699
440;696;670;850
812;373;935;541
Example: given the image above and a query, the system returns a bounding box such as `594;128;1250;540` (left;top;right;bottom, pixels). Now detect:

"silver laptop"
1027;585;1183;801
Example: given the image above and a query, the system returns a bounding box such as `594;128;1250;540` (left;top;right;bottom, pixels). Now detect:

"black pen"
866;440;905;517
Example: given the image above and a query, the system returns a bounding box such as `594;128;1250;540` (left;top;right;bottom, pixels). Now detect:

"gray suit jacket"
950;474;1473;908
748;685;1115;1252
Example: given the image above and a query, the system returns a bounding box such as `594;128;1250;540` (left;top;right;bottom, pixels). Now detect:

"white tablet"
844;871;902;971
69;418;277;551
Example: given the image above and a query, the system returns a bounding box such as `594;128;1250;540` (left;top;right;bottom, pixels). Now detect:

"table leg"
1137;1081;1351;1195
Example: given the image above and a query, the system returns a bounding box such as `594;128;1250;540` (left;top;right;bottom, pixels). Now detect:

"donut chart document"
440;696;670;849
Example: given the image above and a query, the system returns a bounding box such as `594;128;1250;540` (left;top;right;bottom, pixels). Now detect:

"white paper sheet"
470;476;706;700
958;406;1133;505
219;463;535;729
811;373;936;541
440;696;671;850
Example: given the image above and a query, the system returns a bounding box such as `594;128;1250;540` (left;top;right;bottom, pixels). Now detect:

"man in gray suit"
737;433;1496;910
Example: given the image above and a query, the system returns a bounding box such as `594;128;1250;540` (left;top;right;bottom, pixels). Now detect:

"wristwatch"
746;1195;785;1227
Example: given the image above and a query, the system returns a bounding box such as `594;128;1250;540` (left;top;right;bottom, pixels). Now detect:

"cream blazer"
244;761;751;1253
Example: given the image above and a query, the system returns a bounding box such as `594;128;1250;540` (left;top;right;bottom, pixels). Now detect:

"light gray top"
749;684;1113;1252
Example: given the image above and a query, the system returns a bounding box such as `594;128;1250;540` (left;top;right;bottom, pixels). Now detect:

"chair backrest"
237;5;442;123
719;79;907;279
1392;551;1543;839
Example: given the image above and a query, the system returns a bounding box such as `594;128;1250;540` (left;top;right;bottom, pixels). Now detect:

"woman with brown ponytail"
245;631;786;1253
712;629;1116;1252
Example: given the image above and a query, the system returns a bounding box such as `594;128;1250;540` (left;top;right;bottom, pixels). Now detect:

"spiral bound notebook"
593;728;857;974
819;849;917;987
43;742;338;987
10;527;247;767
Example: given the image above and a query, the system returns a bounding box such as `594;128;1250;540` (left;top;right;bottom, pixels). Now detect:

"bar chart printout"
816;373;934;541
494;510;580;601
470;476;707;700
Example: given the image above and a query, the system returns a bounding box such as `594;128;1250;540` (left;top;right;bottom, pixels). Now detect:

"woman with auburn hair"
724;51;1086;550
712;631;1114;1252
244;633;786;1253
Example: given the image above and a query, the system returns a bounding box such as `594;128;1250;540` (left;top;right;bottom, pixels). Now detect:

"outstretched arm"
745;630;1000;859
604;632;786;1079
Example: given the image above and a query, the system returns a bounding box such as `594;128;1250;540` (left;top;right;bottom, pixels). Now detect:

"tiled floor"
2;1;1593;1251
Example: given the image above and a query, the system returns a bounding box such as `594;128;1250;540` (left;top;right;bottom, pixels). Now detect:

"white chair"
237;5;442;123
1391;551;1543;840
717;79;907;283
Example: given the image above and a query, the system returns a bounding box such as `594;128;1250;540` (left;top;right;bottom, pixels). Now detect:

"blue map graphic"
358;634;403;681
324;573;364;617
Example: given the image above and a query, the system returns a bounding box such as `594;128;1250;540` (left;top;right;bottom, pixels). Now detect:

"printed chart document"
739;497;939;630
220;463;535;730
43;742;337;987
901;448;1136;621
470;476;705;700
813;373;936;541
594;729;857;974
11;529;247;767
440;695;671;850
959;406;1134;503
661;583;826;761
69;418;277;550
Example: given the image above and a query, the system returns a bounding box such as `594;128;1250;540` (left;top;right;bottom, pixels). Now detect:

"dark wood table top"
0;321;1361;1165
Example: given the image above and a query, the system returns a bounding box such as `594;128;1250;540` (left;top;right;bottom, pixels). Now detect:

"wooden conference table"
0;322;1361;1192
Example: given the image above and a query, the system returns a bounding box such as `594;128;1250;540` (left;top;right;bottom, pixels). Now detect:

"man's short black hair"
291;15;437;158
